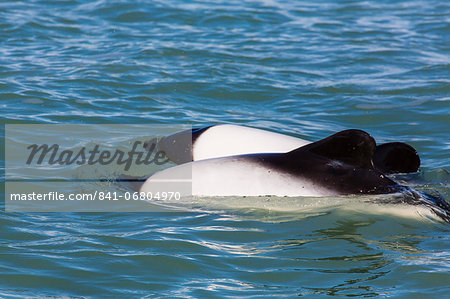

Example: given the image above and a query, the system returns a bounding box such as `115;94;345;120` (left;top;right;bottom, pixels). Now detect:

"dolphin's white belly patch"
141;157;336;197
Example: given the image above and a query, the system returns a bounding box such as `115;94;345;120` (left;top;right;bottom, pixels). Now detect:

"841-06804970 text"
9;191;182;201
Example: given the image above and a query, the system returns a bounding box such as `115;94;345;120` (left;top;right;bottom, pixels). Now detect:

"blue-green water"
1;0;449;297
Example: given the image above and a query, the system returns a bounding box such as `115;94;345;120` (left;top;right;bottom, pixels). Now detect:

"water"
1;0;449;297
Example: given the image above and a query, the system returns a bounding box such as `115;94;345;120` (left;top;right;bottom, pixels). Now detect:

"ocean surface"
1;0;449;297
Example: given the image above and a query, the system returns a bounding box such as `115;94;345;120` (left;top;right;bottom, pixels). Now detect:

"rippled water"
1;0;449;297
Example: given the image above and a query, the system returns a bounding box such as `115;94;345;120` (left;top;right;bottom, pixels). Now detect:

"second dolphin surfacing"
157;124;421;174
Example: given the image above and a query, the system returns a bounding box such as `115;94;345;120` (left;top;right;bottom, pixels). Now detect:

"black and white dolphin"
136;127;449;222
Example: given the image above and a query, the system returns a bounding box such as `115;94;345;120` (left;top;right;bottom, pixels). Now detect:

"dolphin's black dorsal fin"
374;142;420;174
289;129;376;169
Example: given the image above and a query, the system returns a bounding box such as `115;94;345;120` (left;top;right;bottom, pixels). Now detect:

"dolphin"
134;128;449;222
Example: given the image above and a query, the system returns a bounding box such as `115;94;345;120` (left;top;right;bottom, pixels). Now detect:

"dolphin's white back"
193;125;310;161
